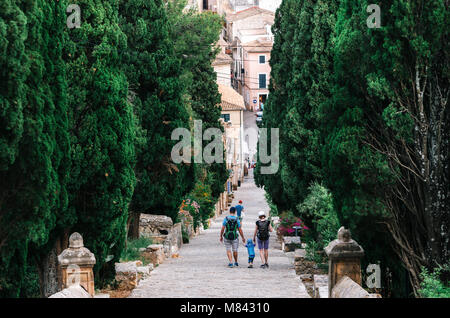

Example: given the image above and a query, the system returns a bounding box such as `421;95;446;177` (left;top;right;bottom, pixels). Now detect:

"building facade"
242;38;272;111
224;7;274;110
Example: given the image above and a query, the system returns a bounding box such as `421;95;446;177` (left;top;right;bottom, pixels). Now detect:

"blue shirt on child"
245;240;256;257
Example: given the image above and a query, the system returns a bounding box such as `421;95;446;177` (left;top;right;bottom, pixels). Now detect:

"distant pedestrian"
253;211;273;268
220;207;246;268
245;239;256;268
235;200;244;223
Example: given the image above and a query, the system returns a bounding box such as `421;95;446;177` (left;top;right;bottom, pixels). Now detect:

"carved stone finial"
69;232;84;248
324;226;365;298
337;226;351;242
58;233;96;266
58;232;96;296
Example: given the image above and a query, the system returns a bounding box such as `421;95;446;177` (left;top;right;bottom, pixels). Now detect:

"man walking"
220;207;246;268
253;211;273;268
235;200;244;223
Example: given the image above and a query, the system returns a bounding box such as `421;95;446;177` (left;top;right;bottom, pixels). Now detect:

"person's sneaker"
248;264;253;268
260;264;266;269
234;262;239;267
228;263;234;268
265;263;269;268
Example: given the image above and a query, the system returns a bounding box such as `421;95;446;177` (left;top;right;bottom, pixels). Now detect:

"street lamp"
292;226;302;237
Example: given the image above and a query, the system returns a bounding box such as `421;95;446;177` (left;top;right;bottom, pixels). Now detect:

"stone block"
49;285;92;298
294;248;306;262
299;274;313;283
139;214;173;238
115;261;143;291
331;276;370;298
318;286;329;299
172;223;183;250
140;244;165;266
313;274;328;298
137;265;153;279
282;236;302;252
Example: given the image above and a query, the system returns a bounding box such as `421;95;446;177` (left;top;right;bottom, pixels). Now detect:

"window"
221;114;231;122
259;55;266;64
259;74;267;89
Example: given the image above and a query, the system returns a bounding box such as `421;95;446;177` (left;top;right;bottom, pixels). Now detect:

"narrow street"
129;166;309;298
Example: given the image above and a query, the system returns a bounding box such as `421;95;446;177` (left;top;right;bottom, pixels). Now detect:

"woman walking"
253;211;273;268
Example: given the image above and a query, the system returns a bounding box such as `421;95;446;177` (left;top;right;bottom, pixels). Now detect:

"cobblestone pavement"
129;172;309;298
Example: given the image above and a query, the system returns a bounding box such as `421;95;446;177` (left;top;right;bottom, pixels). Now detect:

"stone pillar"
324;227;364;298
58;232;96;296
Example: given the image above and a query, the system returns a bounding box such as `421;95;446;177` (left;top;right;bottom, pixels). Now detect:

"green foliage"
298;183;340;248
19;261;40;298
0;0;229;297
419;267;450;298
256;0;449;297
64;0;136;288
265;193;279;217
120;237;153;265
120;0;194;221
0;0;70;297
182;229;190;244
277;211;308;237
184;178;215;230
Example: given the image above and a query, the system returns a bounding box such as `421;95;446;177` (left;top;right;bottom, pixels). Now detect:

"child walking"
245;238;256;268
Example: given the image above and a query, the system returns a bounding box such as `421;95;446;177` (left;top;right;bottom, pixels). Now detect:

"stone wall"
139;214;183;257
114;261;153;292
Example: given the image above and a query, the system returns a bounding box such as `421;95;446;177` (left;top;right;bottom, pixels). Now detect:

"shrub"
120;237;153;265
297;183;340;264
298;183;339;245
419;266;450;298
265;193;279;217
182;229;190;244
277;211;309;237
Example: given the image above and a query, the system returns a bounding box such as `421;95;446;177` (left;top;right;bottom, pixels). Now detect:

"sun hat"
258;211;266;217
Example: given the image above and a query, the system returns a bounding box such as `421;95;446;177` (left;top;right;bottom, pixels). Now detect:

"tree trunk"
127;211;140;239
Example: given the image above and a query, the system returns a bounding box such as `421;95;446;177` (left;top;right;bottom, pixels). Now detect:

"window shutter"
259;74;267;89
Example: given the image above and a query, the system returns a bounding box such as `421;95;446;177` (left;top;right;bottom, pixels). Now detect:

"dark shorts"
257;238;269;250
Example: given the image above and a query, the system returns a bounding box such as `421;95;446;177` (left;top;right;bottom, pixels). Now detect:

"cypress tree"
255;0;299;212
328;0;449;294
119;0;194;235
260;0;449;296
64;0;136;285
0;0;70;297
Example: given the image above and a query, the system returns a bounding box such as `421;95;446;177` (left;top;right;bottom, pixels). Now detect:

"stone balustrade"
57;232;96;296
323;227;381;298
48;232;96;298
